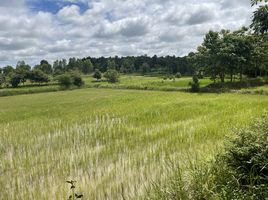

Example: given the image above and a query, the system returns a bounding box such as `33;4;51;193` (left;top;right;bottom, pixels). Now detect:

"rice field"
0;88;267;199
0;75;213;97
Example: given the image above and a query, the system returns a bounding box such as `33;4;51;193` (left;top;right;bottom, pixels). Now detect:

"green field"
1;75;267;97
0;88;267;199
0;75;214;97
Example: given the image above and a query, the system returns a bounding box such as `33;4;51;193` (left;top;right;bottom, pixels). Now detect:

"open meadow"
0;88;267;199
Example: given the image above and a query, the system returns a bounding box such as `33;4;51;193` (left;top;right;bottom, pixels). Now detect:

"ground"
0;87;267;199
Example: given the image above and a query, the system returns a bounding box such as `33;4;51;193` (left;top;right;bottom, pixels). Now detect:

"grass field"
0;75;213;97
0;88;267;199
1;75;267;97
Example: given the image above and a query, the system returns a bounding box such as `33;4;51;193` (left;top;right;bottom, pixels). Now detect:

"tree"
9;73;21;88
104;69;120;83
120;58;135;73
93;69;102;81
56;72;84;88
56;73;73;88
0;74;6;87
107;59;116;70
71;72;84;87
2;65;14;76
15;61;31;85
251;0;268;33
199;31;222;82
34;60;53;74
140;62;150;74
29;70;49;84
82;59;93;74
189;75;200;92
67;58;77;71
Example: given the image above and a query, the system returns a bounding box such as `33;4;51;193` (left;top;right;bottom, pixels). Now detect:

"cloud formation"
0;0;253;66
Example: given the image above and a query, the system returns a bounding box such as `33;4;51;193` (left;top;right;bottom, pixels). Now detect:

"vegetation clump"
197;115;268;199
148;115;268;200
175;72;182;78
56;72;84;88
93;69;102;81
189;75;200;92
104;69;120;83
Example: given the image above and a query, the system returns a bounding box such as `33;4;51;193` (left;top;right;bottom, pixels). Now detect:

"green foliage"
251;5;268;34
251;0;268;6
0;74;6;87
29;69;50;84
140;62;151;74
148;115;268;200
9;73;22;88
34;60;53;74
56;72;84;88
56;73;73;88
195;115;268;199
93;69;102;80
221;116;268;191
82;59;93;74
107;59;116;70
120;58;135;73
72;73;84;87
104;69;120;83
189;75;200;92
2;65;14;76
175;72;182;78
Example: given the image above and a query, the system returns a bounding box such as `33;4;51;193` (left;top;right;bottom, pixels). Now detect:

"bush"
9;73;22;88
93;69;102;81
219;116;268;195
104;69;119;83
192;115;268;199
29;70;50;84
57;72;84;88
57;74;73;88
189;75;200;92
72;73;84;87
175;72;182;78
148;115;268;200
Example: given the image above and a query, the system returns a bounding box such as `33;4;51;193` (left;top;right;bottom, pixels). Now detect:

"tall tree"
251;0;268;33
82;59;93;74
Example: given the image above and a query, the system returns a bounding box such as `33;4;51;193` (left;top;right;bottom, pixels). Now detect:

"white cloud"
0;0;254;66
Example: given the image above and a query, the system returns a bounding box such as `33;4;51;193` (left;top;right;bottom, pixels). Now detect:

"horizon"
0;0;254;66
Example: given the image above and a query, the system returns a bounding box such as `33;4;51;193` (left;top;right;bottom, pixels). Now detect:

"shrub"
189;75;200;92
148;115;268;200
57;73;73;88
104;69;119;83
72;73;84;87
93;69;102;81
191;115;268;199
9;73;22;88
219;115;268;195
175;72;182;78
57;72;84;88
29;69;50;84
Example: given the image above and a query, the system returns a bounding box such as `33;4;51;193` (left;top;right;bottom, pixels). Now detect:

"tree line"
0;56;193;88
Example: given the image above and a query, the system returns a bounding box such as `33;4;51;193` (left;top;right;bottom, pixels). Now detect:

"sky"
0;0;254;66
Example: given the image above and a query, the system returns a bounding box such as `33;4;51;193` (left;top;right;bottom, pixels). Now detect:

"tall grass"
0;88;267;199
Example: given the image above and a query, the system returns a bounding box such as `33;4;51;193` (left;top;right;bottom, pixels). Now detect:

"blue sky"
26;0;89;14
0;0;254;66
